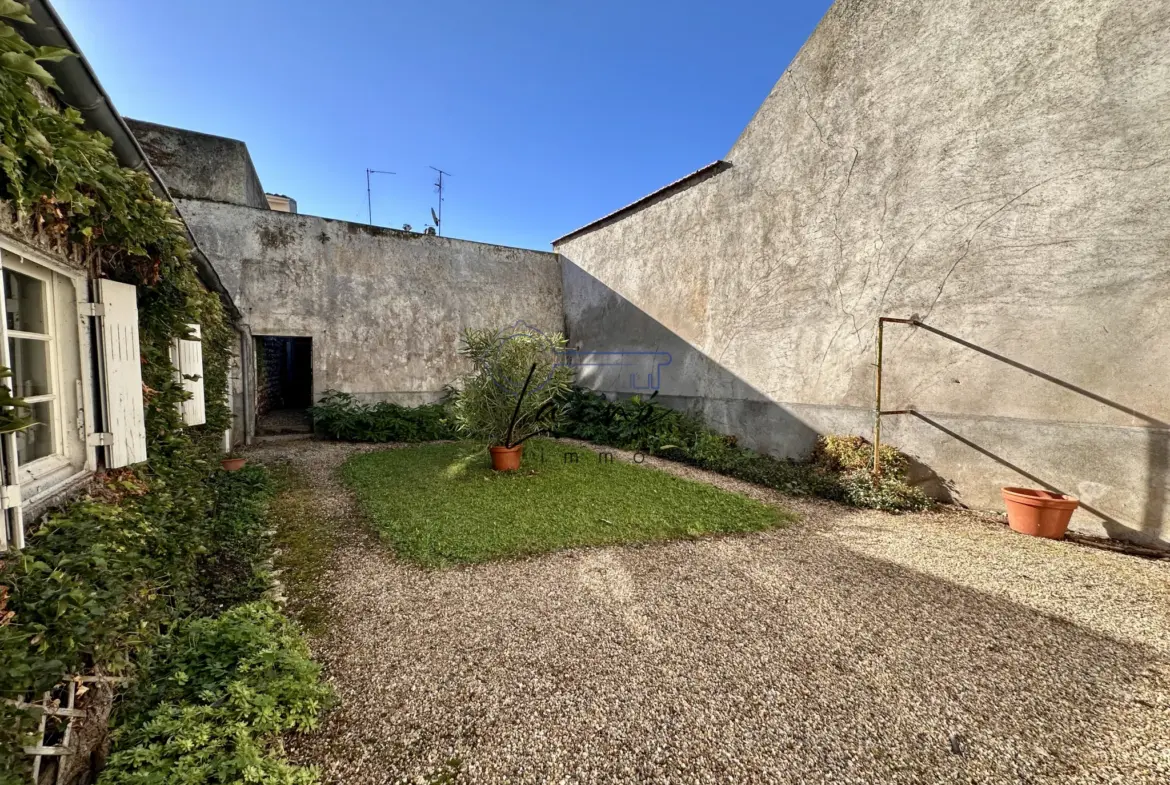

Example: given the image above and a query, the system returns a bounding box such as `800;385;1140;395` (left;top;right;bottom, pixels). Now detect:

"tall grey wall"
128;120;269;209
556;0;1170;547
177;200;564;405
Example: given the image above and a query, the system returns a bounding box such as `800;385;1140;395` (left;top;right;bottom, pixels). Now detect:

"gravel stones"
253;439;1170;784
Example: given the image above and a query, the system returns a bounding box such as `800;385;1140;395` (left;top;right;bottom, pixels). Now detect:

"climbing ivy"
0;4;260;782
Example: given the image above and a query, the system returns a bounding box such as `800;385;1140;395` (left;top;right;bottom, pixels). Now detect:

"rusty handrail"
872;317;919;474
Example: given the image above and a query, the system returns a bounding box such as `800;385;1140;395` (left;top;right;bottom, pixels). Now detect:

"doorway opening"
256;335;313;435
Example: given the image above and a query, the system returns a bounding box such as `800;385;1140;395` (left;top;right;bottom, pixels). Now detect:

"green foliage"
559;387;931;512
0;466;285;779
0;4;69;90
450;325;573;447
310;390;455;442
0;11;283;781
194;466;276;613
0;366;33;433
100;602;330;785
343;439;794;568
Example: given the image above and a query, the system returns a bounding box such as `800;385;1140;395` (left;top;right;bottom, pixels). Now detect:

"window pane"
3;269;46;333
8;337;50;397
15;401;52;464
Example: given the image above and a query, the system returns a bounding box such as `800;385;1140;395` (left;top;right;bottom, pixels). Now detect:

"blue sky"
53;1;833;250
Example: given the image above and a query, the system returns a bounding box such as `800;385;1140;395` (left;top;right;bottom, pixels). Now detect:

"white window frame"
0;238;94;538
0;248;74;481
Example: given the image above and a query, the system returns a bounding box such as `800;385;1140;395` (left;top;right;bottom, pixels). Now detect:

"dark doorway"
256;336;313;435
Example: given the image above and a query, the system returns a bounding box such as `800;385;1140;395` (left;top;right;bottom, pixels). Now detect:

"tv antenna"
429;166;451;236
365;168;395;225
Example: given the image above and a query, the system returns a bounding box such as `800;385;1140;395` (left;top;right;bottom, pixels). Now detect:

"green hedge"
310;390;456;443
557;388;930;512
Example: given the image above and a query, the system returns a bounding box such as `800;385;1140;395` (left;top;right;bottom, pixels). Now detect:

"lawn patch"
342;439;794;567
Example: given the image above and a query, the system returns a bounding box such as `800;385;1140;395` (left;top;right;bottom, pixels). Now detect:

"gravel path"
254;439;1170;784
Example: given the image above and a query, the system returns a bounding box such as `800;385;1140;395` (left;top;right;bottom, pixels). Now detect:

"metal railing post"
872;317;919;475
873;319;884;474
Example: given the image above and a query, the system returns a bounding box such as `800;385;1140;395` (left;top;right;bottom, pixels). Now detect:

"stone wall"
127;120;269;209
555;0;1170;547
177;200;564;406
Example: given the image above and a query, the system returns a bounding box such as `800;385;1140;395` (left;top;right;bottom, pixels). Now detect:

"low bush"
558;388;930;512
195;465;276;613
100;602;331;785
310;390;455;443
0;464;329;784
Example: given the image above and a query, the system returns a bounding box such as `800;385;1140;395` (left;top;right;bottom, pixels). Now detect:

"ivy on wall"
0;4;254;782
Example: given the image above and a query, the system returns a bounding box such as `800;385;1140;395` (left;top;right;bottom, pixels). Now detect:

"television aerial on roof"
429;166;451;236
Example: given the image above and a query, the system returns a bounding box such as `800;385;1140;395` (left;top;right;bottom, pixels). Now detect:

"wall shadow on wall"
886;322;1168;545
561;259;944;498
563;258;1166;545
561;258;825;457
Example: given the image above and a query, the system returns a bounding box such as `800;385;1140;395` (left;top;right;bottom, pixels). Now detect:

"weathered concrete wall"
176;199;563;405
127;120;269;209
556;0;1170;547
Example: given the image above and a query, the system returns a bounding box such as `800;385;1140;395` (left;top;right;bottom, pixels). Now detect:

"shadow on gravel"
270;478;1168;784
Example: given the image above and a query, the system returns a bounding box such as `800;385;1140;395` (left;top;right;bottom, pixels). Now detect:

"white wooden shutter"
95;279;147;468
172;324;206;426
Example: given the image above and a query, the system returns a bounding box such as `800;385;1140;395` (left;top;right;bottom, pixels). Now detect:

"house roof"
551;160;732;246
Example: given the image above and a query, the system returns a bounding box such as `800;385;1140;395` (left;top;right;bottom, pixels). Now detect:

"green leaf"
0;51;55;87
0;2;33;24
33;45;72;63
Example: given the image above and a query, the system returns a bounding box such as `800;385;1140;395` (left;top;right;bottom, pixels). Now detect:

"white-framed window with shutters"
0;237;154;551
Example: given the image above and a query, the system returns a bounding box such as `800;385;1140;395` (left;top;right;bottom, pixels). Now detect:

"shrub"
558;387;931;513
832;469;931;513
101;602;331;785
450;325;573;447
0;465;301;782
559;388;703;453
310;390;455;442
812;434;906;475
195;465;276;613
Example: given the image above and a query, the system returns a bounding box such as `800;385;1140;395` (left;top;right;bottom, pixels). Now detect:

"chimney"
265;193;297;213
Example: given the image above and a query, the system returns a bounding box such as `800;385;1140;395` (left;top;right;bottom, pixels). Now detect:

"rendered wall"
127;120;269;209
556;0;1170;546
176;200;564;406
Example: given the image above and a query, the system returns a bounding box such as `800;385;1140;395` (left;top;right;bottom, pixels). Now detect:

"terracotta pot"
1001;487;1079;539
221;457;247;472
489;444;524;471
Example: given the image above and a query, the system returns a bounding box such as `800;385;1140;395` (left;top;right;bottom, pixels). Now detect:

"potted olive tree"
451;324;573;470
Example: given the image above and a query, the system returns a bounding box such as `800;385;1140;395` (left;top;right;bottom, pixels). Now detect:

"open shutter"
172;324;206;426
95;279;147;468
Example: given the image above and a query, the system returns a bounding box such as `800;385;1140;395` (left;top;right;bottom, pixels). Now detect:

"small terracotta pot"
1001;487;1079;539
221;457;247;472
489;444;524;471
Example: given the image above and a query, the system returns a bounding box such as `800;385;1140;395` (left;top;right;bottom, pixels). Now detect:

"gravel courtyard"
257;439;1170;784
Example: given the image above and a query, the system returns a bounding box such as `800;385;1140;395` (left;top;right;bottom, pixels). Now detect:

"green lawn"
341;439;796;567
